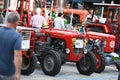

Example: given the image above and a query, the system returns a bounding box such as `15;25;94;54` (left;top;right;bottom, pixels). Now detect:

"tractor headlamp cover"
66;48;70;54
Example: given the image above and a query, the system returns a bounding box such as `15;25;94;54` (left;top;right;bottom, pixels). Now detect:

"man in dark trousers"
0;12;22;80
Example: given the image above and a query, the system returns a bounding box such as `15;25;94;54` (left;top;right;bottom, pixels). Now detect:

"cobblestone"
21;63;118;80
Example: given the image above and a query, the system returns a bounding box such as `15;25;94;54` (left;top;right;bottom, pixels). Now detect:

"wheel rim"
22;57;30;70
43;55;55;72
79;55;91;71
95;54;101;69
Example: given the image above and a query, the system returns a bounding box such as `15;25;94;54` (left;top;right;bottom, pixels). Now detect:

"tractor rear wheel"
76;52;96;75
21;55;37;75
94;53;106;73
40;48;61;76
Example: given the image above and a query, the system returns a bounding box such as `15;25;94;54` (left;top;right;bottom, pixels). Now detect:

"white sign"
22;40;30;50
75;39;84;48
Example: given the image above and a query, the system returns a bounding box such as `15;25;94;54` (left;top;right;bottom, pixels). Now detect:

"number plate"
75;39;83;48
22;40;30;49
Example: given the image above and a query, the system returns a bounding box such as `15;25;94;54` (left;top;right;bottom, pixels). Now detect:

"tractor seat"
32;28;46;37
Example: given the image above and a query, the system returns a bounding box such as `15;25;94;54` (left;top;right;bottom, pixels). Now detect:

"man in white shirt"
54;13;65;30
85;9;98;22
30;8;45;29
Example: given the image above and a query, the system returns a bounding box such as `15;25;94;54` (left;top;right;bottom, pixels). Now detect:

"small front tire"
76;52;96;75
40;48;61;76
95;53;106;73
21;55;37;75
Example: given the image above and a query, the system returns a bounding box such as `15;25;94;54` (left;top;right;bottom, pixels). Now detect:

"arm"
61;19;65;30
14;50;22;80
30;16;34;26
14;36;22;80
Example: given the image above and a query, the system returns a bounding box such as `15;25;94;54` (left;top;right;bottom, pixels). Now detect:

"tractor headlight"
66;48;70;54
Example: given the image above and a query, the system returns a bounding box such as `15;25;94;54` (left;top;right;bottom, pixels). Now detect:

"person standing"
30;8;45;29
0;12;22;80
54;13;65;30
85;9;98;22
118;70;120;80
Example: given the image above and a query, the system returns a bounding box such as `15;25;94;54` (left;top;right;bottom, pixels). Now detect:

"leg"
118;71;120;80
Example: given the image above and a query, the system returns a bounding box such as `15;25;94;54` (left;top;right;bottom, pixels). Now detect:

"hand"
14;74;21;80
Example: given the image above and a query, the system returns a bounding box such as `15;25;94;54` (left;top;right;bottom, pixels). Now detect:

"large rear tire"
40;48;61;76
21;55;37;75
76;52;96;75
94;53;106;73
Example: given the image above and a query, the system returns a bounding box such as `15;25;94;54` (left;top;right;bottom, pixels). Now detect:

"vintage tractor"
18;28;37;75
85;3;120;72
16;21;97;76
0;24;37;75
63;1;105;73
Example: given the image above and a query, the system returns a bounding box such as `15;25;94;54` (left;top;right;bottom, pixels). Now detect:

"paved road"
21;63;118;80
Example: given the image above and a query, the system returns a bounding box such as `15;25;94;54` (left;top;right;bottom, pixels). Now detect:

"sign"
75;39;84;48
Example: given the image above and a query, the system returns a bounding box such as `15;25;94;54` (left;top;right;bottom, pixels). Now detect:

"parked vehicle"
85;3;120;72
16;21;97;76
0;24;37;75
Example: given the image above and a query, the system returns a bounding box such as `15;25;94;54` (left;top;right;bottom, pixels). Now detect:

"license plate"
75;39;83;48
22;40;30;49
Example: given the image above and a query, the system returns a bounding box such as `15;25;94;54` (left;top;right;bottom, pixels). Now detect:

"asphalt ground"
21;62;119;80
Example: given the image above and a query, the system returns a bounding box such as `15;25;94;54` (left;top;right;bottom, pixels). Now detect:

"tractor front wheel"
21;55;37;75
94;53;106;73
40;48;61;76
76;52;96;75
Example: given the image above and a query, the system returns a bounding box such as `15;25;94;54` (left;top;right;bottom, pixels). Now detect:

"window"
88;26;105;33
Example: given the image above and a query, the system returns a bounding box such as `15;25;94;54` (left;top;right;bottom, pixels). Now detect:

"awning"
83;0;103;3
69;0;83;3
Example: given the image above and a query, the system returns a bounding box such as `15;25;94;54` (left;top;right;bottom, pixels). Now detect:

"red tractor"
85;3;120;72
0;23;37;75
16;21;97;76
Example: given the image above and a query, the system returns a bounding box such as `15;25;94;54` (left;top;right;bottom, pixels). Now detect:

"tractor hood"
63;9;89;22
63;9;89;15
46;29;84;39
85;23;114;34
86;31;116;53
86;31;115;40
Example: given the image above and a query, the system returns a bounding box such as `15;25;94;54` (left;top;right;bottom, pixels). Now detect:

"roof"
93;3;120;7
